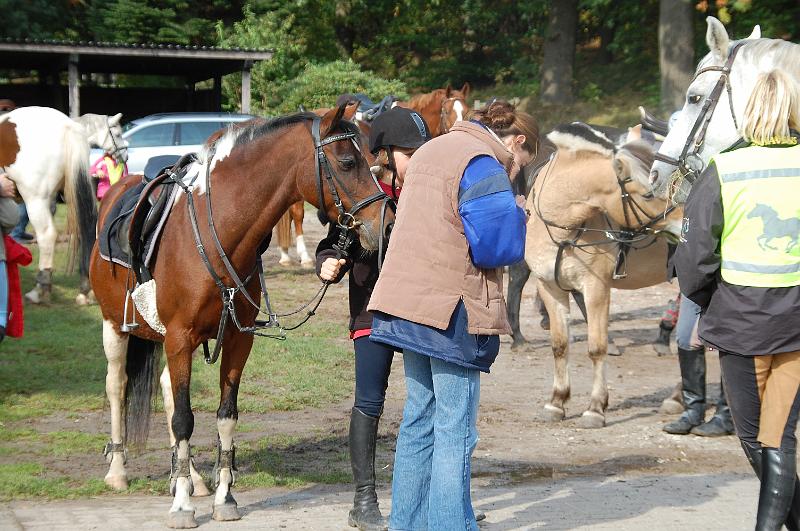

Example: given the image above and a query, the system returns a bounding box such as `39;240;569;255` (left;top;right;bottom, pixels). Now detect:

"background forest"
0;0;798;124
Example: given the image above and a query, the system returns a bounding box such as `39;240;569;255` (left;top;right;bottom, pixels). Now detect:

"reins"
168;115;389;364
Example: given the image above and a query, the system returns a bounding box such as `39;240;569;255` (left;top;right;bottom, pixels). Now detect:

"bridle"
171;114;389;363
653;41;745;186
105;118;127;161
439;96;463;134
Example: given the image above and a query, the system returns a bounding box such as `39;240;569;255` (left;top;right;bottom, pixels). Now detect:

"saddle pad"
98;181;178;270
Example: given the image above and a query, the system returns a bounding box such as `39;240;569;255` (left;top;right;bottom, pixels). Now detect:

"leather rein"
653;41;745;185
169;115;388;364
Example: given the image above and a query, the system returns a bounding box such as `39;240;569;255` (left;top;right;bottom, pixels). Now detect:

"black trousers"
720;350;800;451
353;336;395;418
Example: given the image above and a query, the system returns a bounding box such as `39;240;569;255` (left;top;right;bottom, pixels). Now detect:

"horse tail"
276;209;292;250
125;337;162;450
62;122;98;279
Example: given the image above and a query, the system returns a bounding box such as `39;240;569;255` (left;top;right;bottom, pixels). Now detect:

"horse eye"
687;94;702;105
339;157;356;170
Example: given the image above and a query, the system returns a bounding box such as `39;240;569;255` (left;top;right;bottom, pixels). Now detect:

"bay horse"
396;83;471;136
525;136;683;428
0;107;125;305
90;103;390;528
650;18;796;198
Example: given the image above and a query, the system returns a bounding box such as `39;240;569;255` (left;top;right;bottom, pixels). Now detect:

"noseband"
654;41;745;185
439;97;462;135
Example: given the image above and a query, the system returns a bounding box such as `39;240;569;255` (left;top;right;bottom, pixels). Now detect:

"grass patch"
0;463;109;500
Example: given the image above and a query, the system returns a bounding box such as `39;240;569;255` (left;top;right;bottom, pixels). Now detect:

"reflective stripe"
722;260;800;274
720;167;800;183
458;171;511;204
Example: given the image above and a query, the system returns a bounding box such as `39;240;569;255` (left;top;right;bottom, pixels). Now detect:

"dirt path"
3;213;759;529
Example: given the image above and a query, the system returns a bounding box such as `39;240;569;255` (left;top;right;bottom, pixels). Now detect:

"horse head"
311;103;392;252
613;140;683;239
440;83;471;133
747;203;775;220
78;112;128;162
650;17;777;200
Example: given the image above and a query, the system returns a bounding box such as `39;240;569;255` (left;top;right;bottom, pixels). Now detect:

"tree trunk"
659;0;695;112
540;0;578;105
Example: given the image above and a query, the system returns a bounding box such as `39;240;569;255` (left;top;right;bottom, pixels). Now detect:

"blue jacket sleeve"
458;155;527;268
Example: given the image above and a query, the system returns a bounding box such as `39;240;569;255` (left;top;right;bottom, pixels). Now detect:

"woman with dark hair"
368;100;533;530
315;107;432;531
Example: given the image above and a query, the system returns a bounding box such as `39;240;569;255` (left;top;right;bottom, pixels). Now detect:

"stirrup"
120;289;140;332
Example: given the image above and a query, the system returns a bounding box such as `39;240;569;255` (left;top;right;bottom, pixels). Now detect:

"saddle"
99;153;197;283
350;94;396;121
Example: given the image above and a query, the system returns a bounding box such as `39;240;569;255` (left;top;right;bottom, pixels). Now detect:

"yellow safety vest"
105;156;124;186
714;144;800;288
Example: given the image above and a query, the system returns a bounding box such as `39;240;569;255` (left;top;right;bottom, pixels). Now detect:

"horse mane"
697;38;800;77
614;140;655;187
546;122;616;157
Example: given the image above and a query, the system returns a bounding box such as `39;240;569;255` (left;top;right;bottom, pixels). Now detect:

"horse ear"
626;124;642;144
612;155;629;180
109;113;122;126
746;24;761;40
343;101;359;121
320;102;348;137
445;84;452;97
460;82;471;99
706;16;730;62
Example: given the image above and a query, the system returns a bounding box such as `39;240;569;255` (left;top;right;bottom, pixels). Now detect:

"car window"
178;121;224;146
127;123;176;148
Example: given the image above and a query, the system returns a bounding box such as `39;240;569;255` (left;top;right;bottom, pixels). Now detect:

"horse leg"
159;366;210;497
102;319;130;490
23;198;56;304
507;260;530;350
212;331;253;521
164;336;198;529
577;281;611;429
538;281;571;422
292;202;313;268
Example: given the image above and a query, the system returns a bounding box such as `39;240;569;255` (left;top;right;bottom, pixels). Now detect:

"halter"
653;41;745;185
173;115;389;363
439;97;462;134
105;118;127;161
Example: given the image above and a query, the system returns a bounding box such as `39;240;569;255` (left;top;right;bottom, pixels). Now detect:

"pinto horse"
396;83;471;137
0;107;125;304
90;103;390;528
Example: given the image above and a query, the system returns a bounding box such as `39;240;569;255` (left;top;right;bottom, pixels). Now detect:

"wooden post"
241;60;253;114
68;53;80;118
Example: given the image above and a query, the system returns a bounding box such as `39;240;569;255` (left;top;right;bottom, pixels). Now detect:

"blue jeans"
676;295;702;350
0;261;7;327
390;349;480;531
10;204;28;239
354;336;394;418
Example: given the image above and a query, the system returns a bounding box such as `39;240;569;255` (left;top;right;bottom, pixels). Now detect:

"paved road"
1;473;757;530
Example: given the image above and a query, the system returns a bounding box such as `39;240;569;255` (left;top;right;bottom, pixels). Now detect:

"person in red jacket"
0;174;21;341
3;235;32;339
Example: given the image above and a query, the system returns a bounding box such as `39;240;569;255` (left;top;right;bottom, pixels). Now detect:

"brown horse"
90;103;391;528
525;137;683;428
396;83;471;137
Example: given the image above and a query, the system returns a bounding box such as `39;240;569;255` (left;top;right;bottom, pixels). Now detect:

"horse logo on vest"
747;204;800;254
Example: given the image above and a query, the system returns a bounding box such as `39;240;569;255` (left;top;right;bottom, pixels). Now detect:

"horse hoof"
24;289;42;304
577;411;606;429
212;502;241;521
653;343;672;356
75;293;89;306
300;258;314;269
607;342;622;356
104;474;128;491
659;398;684;415
166;510;198;529
510;340;528;351
542;404;565;422
191;479;211;498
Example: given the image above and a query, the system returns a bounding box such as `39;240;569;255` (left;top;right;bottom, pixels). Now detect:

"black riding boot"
691;378;734;437
348;408;387;531
757;448;796;531
742;442;800;531
663;347;706;434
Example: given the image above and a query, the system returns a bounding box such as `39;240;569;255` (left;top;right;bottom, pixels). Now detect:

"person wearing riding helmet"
368;100;531;531
315;107;431;531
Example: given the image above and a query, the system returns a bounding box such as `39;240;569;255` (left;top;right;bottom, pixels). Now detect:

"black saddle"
337;93;396;122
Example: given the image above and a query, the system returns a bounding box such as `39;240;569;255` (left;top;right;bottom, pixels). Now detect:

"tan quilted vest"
368;121;515;334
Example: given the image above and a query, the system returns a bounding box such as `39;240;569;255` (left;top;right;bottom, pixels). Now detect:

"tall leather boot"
663;347;706;434
348;408;387;531
691;378;734;436
742;442;800;531
757;448;796;531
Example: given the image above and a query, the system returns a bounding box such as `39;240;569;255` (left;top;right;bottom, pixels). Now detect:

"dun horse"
0;107;125;304
526;136;683;428
91;103;391;528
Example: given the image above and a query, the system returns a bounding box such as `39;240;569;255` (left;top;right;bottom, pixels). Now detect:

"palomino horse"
0;107;125;304
396;83;471;136
650;18;796;197
90;103;390;528
525;137;683;428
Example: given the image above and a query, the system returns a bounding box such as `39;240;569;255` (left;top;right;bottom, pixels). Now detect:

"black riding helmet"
368;107;432;155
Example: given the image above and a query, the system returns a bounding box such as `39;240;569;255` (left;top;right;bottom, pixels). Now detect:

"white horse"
0;107;126;304
650;17;799;196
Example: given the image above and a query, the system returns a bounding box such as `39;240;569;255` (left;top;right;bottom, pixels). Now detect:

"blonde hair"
740;69;800;145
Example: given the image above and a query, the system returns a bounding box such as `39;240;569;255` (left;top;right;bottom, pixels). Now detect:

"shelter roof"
0;38;272;79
